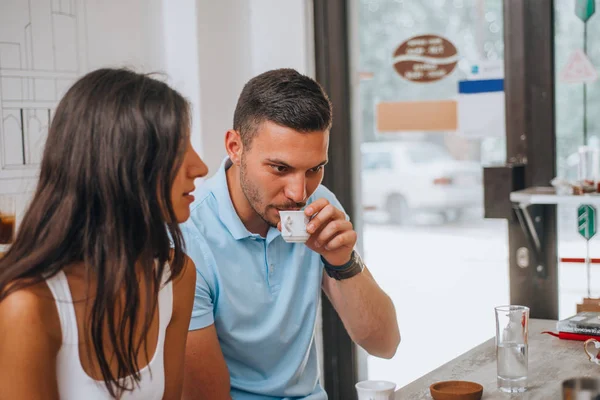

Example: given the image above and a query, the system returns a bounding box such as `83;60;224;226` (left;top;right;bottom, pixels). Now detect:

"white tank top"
45;269;173;399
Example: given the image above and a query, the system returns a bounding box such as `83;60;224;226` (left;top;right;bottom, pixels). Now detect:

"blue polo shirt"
181;159;343;399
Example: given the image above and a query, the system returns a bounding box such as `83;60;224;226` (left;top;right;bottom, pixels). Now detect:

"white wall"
0;0;314;211
195;0;254;174
163;0;203;156
195;0;315;175
249;0;314;77
84;0;166;72
0;0;168;220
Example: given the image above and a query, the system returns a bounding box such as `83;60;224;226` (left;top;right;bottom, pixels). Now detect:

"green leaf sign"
578;204;597;240
576;0;596;22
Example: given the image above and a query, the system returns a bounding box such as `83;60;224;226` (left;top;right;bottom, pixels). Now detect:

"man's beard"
239;157;306;228
240;158;278;228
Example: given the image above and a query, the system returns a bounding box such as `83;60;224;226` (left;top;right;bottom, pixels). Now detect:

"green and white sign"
576;0;596;22
578;204;597;240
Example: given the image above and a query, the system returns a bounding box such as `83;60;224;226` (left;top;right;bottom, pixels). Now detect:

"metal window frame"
503;0;558;319
314;0;359;398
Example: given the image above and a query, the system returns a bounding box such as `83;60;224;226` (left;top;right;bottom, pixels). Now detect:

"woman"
0;68;208;399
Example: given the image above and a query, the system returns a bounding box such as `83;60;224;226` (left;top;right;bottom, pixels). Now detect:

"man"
181;69;400;399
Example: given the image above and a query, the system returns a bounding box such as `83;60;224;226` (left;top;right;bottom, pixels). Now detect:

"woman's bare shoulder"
0;280;62;347
0;280;61;397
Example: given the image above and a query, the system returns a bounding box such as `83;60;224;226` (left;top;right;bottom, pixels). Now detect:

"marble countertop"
395;319;599;399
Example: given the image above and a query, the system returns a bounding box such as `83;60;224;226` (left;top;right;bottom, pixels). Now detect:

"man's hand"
278;198;400;358
303;198;357;266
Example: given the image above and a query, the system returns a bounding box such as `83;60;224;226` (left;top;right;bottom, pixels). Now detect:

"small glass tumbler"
577;146;599;193
495;305;529;393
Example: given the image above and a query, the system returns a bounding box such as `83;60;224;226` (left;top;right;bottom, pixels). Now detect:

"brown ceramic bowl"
429;381;483;400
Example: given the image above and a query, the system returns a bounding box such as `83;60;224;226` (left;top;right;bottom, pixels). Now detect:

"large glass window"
555;0;600;319
351;0;509;387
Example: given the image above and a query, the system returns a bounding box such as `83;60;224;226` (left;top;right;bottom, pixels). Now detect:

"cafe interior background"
1;0;598;397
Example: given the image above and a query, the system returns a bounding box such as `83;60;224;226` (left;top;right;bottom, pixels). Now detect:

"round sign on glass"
393;35;459;83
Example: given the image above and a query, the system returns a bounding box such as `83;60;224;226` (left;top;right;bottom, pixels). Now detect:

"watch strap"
322;251;364;280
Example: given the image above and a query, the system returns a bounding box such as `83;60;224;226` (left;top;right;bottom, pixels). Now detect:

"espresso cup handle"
584;339;600;365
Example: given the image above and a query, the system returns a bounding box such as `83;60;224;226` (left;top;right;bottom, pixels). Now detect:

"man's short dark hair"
233;68;333;147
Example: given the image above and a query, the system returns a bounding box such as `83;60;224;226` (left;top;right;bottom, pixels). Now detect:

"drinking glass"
495;305;529;393
578;146;599;193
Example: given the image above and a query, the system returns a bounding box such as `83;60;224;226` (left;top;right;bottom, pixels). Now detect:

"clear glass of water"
578;145;599;192
495;305;529;393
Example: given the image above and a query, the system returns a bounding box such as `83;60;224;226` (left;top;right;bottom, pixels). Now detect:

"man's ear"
225;130;243;166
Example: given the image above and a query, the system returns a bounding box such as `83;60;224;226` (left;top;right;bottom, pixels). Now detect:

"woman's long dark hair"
0;68;189;397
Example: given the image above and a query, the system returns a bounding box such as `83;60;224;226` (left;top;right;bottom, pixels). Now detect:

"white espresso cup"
279;210;310;243
355;380;396;400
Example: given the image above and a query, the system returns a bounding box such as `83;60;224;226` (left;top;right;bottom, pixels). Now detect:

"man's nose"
284;175;307;204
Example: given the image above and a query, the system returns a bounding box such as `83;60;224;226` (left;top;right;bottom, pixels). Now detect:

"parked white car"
361;141;483;224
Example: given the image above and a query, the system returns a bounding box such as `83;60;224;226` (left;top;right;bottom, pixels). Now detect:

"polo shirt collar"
211;158;281;242
211;158;253;240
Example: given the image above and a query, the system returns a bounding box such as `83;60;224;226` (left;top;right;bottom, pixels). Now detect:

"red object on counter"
542;331;600;359
542;330;600;341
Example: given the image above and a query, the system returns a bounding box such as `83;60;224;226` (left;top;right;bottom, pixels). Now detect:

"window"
362;151;393;170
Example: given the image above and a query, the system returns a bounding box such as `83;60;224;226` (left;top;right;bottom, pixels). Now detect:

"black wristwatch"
322;250;365;281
